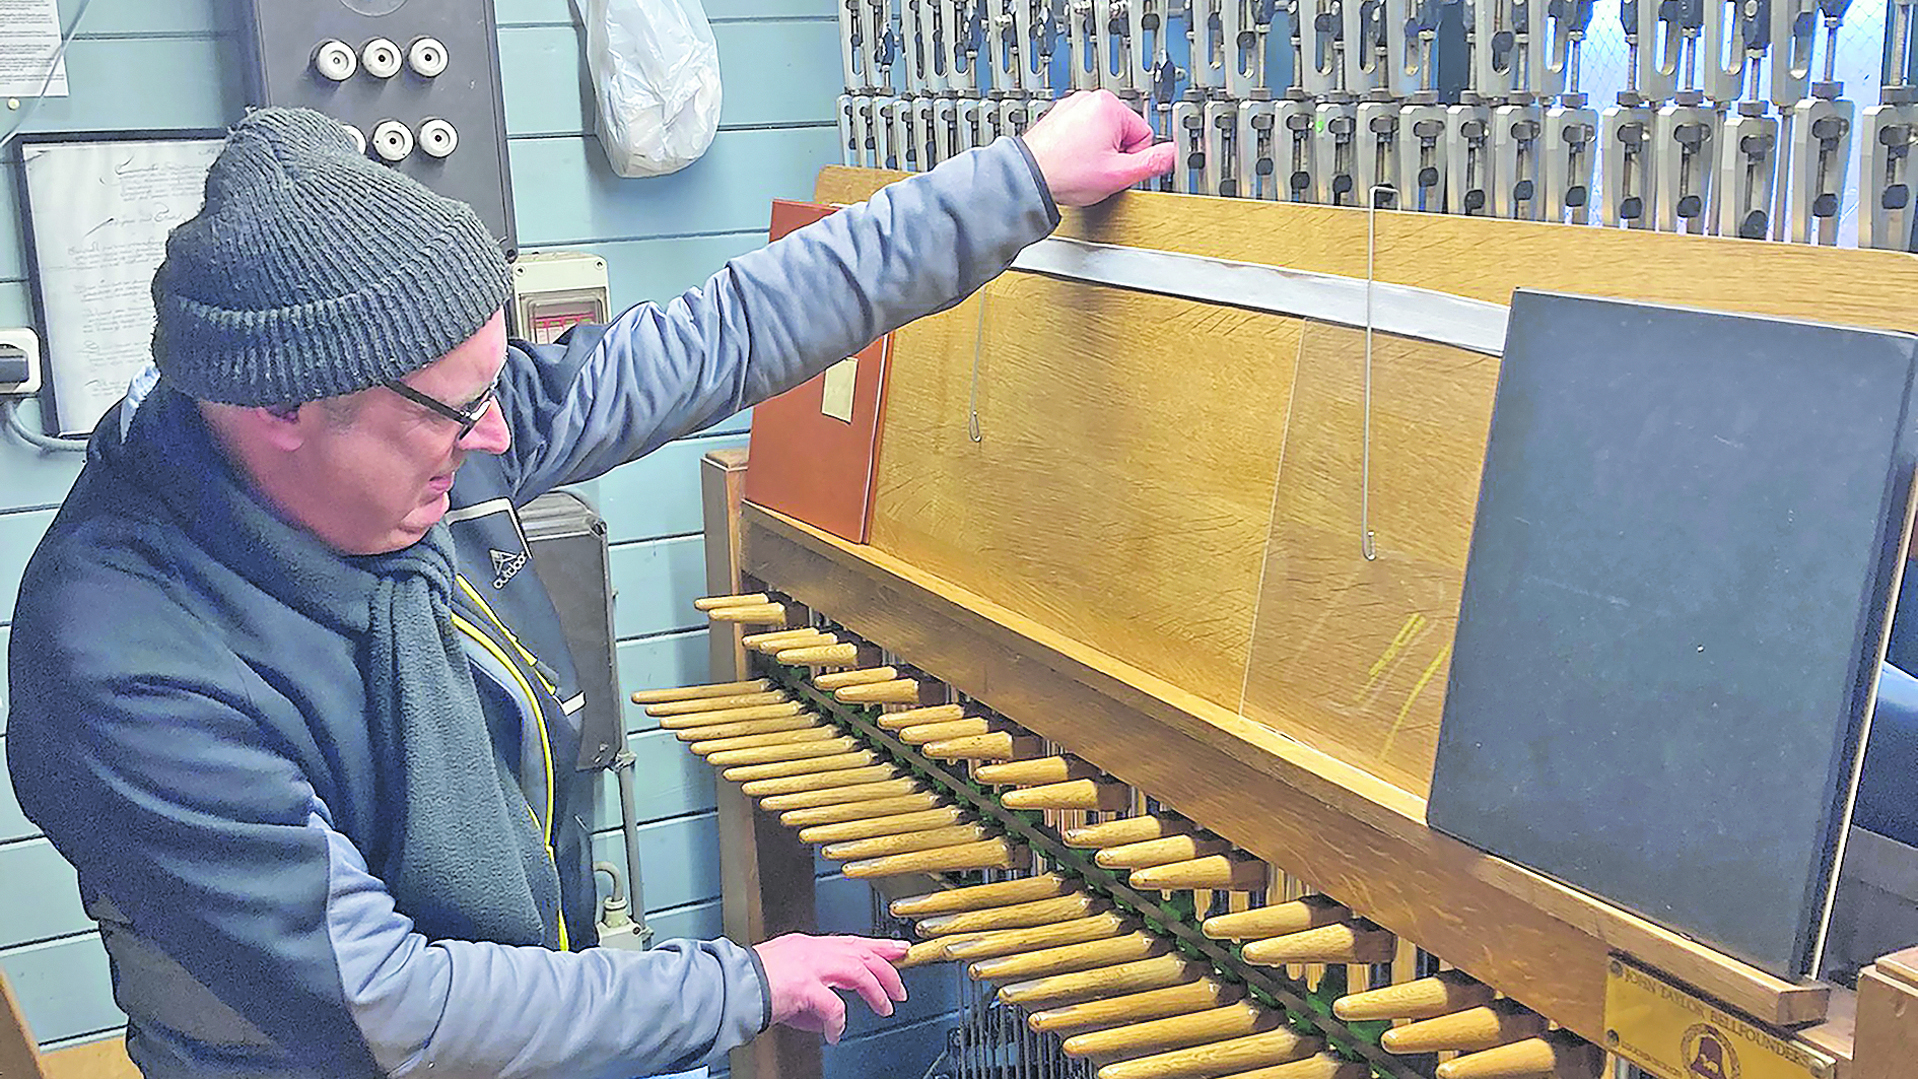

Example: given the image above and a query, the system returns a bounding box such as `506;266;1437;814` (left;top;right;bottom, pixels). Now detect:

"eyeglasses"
385;375;499;439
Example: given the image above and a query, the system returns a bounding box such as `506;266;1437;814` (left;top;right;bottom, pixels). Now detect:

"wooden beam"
1;969;47;1079
1857;947;1918;1079
740;502;1831;1041
702;450;821;1079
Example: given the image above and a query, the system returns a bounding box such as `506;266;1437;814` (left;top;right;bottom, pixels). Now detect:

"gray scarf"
138;385;561;946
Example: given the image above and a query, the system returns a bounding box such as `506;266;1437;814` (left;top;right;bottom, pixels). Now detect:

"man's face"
274;311;513;555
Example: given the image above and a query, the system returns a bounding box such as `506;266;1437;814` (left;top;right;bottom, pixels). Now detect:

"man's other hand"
753;933;911;1044
1020;89;1177;207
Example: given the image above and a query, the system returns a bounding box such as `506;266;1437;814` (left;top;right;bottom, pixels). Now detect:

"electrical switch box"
0;328;43;397
237;0;518;254
511;252;612;345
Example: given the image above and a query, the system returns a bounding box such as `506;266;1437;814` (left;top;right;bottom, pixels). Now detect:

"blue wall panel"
1;936;122;1045
0;757;33;843
590;812;724;913
5;37;243;135
610;536;710;639
592;728;721;826
511;128;839;245
594;432;748;543
0;840;88;944
0;400;84;510
0;627;11;732
53;0;230;34
616;630;712;733
0;510;56;624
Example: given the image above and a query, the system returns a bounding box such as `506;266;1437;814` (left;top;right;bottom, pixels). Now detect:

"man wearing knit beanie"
7;97;1171;1077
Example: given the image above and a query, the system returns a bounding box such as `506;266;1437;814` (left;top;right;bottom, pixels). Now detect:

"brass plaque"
1604;956;1834;1079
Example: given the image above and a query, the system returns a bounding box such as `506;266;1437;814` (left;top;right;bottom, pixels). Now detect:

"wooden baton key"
938;913;1138;962
1378;1000;1547;1055
974;756;1104;786
834;678;931;705
1095;1029;1322;1079
754;776;923;810
814;666;899;691
1432;1032;1602;1079
967;931;1171;982
1332;970;1494;1021
694;593;769;610
743;628;830;653
821;823;994;862
797;806;969;845
998;954;1210;1008
842;837;1026;879
1095;833;1233;870
656;702;808;730
1063;815;1196;850
704;735;863;768
1202;896;1352;942
1208;1052;1369;1079
645;691;789;716
721;750;879;784
1001;778;1133;812
672;713;821;742
922;732;1043;762
1128;853;1269;892
891;872;1077;918
896;717;996;745
916;892;1107;936
685;726;836;757
741;764;906;798
705;602;787;624
1061;1001;1287;1059
779;792;947;828
875;703;969;730
774;642;872;666
895;937;957;969
631;678;768;704
1240;922;1398;966
1027;978;1244;1036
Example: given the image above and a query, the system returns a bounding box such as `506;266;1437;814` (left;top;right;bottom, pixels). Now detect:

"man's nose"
460;397;512;455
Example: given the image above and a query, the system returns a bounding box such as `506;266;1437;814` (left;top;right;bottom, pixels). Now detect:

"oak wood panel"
868;269;1301;709
1241;325;1498;793
1854;967;1918;1079
740;504;1830;1045
816;167;1918;802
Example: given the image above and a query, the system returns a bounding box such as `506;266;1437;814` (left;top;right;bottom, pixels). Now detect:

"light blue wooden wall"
0;0;957;1070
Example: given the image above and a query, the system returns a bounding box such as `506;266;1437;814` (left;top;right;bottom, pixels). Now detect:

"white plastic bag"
577;0;723;178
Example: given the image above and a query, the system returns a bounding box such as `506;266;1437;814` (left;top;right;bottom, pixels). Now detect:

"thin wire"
1362;185;1393;561
967;283;990;443
3;398;88;453
0;0;98;153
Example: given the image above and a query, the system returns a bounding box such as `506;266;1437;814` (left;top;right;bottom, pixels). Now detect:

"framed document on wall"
16;130;224;435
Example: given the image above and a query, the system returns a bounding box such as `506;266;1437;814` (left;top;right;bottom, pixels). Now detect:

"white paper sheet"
22;138;224;434
0;0;70;97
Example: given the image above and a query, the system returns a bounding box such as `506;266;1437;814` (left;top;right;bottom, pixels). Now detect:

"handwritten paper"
22;138;224;434
0;0;69;97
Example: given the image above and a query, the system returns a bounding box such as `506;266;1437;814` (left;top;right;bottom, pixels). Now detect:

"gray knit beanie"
151;107;512;406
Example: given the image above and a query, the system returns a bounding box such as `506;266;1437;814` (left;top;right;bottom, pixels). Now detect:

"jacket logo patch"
489;547;528;588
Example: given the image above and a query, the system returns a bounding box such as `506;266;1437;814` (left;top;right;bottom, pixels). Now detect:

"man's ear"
234;403;311;453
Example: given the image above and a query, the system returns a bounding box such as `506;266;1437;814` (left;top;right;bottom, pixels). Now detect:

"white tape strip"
1008;236;1511;356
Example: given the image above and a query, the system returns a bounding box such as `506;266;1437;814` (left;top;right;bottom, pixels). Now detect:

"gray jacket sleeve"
494;135;1059;499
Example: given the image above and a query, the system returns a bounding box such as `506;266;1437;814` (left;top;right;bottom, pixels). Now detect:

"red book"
742;200;893;543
